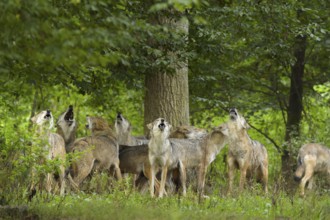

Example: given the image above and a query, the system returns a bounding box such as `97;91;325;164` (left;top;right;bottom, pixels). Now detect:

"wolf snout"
65;106;74;122
45;110;52;118
229;108;237;115
158;123;166;130
229;108;237;120
117;113;123;121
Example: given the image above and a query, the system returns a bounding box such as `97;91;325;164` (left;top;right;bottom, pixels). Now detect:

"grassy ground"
3;185;329;220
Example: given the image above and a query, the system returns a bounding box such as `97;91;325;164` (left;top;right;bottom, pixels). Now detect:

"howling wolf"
57;105;77;152
222;108;268;194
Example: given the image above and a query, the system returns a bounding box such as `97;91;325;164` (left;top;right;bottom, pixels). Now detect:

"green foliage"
314;82;330;102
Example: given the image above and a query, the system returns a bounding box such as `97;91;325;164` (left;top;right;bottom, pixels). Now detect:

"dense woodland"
0;0;329;219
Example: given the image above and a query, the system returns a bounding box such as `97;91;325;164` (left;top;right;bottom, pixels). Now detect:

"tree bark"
144;14;189;134
282;34;307;183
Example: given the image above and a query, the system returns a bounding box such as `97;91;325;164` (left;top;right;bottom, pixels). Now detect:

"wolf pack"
29;106;330;199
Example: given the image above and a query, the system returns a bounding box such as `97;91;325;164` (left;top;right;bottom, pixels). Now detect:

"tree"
144;10;190;132
282;33;307;181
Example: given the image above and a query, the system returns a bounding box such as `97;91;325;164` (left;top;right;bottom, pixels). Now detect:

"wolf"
56;105;77;152
68;116;122;189
147;118;172;198
222;108;268;194
167;126;227;198
114;113;148;189
169;125;208;194
30;110;66;196
115;113;148;146
294;143;330;196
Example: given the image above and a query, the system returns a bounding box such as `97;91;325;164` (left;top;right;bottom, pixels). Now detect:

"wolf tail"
293;156;304;182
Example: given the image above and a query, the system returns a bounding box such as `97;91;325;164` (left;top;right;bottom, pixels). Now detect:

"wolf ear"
147;123;153;130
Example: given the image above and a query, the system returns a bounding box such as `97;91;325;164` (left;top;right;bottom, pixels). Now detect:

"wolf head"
229;108;238;121
57;105;75;128
115;113;131;135
147;118;171;138
229;108;250;130
57;105;76;146
64;105;74;126
31;110;54;129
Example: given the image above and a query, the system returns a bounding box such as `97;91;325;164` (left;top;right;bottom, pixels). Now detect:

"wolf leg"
159;165;168;198
178;161;187;196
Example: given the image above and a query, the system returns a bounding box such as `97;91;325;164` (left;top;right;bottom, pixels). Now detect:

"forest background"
0;0;329;219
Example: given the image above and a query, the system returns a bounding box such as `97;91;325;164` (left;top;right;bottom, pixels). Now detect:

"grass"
1;172;329;219
5;185;329;220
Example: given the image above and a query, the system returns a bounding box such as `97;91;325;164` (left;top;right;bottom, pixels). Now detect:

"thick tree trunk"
282;34;307;184
144;70;189;129
144;14;189;134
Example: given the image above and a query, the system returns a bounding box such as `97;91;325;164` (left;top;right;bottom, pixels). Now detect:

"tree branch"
248;123;282;153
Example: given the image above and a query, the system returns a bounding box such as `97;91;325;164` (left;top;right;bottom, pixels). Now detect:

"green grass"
2;174;329;219
10;187;329;220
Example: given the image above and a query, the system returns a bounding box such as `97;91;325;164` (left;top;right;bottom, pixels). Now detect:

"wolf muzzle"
116;113;123;121
158;119;166;130
45;110;52;119
229;108;238;120
64;105;74;124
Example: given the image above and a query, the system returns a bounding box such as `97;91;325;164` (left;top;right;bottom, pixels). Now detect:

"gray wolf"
30;110;66;196
222;108;268;194
168;125;227;197
56;105;77;152
68;116;122;189
294;143;330;196
147;118;172;198
115;113;148;146
115;113;148;190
